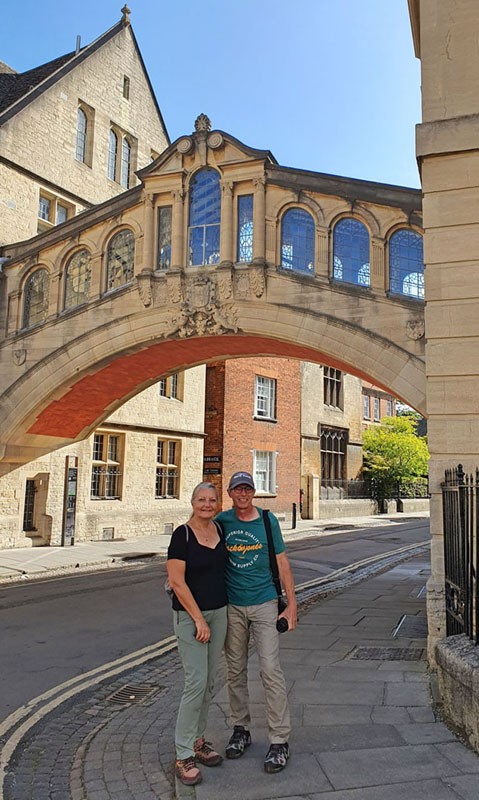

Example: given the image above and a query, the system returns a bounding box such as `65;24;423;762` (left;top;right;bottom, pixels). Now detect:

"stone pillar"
220;180;234;265
140;192;155;274
171;189;185;269
253;177;266;264
316;226;329;279
89;252;102;300
370;237;385;291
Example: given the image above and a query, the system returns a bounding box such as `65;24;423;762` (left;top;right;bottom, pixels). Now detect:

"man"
216;471;298;774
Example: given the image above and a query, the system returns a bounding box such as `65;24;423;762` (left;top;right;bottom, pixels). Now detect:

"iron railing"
442;464;479;644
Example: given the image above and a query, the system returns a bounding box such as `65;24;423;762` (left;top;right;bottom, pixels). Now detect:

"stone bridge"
0;121;425;473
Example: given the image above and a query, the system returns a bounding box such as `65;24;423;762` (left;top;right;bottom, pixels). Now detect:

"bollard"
292;502;297;529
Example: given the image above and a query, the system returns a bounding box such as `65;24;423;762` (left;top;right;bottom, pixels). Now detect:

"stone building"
0;10;206;547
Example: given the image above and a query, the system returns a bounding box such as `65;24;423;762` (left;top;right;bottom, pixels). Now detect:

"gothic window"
106;230;135;291
157;206;172;270
320;427;347;488
23;269;49;328
108;130;118;181
237;195;253;262
389;229;424;299
281;208;315;273
333;218;370;287
64;249;92;309
75;107;88;162
188;169;221;266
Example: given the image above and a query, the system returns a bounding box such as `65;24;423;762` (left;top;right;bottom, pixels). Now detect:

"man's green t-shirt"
215;507;285;606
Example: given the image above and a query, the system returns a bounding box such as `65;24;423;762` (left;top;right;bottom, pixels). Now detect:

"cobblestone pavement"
3;650;193;800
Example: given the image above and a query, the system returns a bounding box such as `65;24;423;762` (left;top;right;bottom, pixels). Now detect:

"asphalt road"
0;517;429;722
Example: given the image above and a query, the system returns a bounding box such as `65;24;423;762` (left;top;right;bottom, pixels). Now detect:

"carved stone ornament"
177;137;194;155
208;132;223;149
161;274;238;338
194;113;212;133
216;269;233;301
406;319;425;340
235;266;265;300
13;348;26;366
137;270;153;307
166;271;183;304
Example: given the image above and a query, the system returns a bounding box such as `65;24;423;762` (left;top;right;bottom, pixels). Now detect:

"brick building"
204;358;301;517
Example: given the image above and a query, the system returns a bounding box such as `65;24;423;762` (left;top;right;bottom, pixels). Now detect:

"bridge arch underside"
1;314;426;471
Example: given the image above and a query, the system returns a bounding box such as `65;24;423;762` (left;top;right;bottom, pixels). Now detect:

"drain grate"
350;646;425;661
106;683;163;706
393;614;428;639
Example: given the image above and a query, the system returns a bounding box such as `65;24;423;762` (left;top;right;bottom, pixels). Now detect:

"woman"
167;482;228;786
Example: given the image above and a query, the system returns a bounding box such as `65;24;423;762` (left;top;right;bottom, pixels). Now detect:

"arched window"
106;230;135;291
108;130;118;181
389;229;424;299
65;249;92;309
333;218;370;287
281;208;315;273
76;108;88;163
188;169;221;266
120;138;131;189
23;269;49;328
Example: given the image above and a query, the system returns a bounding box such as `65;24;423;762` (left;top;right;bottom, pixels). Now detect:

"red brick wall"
204;357;301;517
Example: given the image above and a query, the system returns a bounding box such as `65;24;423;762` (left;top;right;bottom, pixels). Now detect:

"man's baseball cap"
228;471;255;491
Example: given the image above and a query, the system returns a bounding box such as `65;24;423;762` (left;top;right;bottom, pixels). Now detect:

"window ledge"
253;416;277;423
255;492;277;498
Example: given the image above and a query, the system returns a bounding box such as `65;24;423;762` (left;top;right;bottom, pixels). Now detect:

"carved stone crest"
194;114;212;133
161;274;238;338
13;348;26;366
234;266;265;300
406;319;425;340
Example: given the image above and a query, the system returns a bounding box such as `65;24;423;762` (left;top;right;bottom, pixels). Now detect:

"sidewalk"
4;544;479;800
0;511;429;583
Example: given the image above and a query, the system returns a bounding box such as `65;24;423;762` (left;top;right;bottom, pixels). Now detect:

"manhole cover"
350;646;425;661
106;683;163;705
393;614;428;639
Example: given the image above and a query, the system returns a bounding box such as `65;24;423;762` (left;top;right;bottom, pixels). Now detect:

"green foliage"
362;416;429;500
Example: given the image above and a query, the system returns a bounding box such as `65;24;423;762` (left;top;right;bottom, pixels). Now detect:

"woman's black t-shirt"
167;522;228;612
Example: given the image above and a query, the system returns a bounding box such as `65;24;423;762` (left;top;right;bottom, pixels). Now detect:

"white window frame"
253;450;277;495
363;394;371;420
254;376;276;420
373;397;380;421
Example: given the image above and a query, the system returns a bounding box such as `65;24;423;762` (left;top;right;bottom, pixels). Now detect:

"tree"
362;416;429;503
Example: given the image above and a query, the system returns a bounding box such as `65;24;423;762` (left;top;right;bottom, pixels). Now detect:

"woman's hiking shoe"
194;737;223;766
175;757;202;785
225;725;251;759
264;742;290;773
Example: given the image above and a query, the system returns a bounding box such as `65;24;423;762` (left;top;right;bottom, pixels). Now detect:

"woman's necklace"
190;520;217;545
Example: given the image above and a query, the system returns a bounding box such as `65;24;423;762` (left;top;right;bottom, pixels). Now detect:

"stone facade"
409;0;479;659
0;17;169;245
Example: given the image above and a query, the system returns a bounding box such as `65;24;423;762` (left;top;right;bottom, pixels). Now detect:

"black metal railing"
442;464;479;643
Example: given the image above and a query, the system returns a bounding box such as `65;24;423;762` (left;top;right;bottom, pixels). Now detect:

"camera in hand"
276;616;289;633
276;595;288;633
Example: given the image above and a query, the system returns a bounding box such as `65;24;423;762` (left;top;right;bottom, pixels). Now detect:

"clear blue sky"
2;1;421;188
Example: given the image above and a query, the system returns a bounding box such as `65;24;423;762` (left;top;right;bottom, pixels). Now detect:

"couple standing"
166;470;298;786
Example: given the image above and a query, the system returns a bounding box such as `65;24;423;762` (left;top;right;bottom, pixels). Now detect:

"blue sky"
2;1;421;188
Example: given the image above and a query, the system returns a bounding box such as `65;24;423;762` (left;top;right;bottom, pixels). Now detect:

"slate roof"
0;52;76;114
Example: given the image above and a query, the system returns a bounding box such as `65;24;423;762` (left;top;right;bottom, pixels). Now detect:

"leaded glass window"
120;138;131;188
108;129;118;181
389;229;424;299
237;195;253;262
323;367;343;409
333;218;370;287
106;230;135;291
65;249;92;309
188;169;221;266
320;427;347;488
91;433;123;500
157;206;172;270
23;269;49;328
76;108;87;163
281;208;315;273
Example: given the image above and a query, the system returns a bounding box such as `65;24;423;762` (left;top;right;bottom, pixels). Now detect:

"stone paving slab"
308;778;468;800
